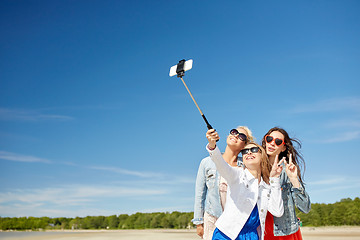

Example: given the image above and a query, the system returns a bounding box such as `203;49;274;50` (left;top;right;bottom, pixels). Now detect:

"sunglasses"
230;129;247;141
265;135;285;146
240;147;260;155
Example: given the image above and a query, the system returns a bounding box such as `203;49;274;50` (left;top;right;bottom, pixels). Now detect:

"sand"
300;226;360;240
1;227;360;240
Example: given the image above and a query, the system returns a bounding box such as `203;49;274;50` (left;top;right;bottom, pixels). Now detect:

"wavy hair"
261;127;305;185
237;126;255;144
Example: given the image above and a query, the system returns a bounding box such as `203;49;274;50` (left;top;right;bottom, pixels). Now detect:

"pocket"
206;169;217;189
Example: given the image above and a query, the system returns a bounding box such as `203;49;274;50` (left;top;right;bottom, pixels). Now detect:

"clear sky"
0;0;359;218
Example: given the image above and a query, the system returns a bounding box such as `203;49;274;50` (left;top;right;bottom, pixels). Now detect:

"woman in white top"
206;129;284;240
193;127;254;240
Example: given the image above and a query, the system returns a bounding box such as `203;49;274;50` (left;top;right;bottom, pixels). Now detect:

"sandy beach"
1;227;360;240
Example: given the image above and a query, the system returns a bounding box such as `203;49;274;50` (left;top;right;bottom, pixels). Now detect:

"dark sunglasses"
230;129;247;141
265;135;285;146
240;147;260;155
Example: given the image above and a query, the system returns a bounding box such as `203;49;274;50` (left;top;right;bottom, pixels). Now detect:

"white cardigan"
207;145;284;240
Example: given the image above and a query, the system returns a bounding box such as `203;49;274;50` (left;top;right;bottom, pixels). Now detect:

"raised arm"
206;129;241;184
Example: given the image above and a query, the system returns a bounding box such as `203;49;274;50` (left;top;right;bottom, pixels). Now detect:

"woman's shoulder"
200;156;216;167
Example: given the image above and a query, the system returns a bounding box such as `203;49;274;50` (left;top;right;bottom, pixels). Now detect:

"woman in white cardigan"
206;129;284;240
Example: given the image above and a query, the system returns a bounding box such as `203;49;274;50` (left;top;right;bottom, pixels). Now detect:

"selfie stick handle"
180;77;213;130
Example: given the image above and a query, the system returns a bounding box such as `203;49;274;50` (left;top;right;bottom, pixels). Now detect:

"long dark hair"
261;127;306;185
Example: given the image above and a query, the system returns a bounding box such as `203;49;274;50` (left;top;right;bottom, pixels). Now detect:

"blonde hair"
243;142;271;184
237;126;255;144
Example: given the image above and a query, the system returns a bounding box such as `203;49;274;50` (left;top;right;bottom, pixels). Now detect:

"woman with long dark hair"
262;127;311;240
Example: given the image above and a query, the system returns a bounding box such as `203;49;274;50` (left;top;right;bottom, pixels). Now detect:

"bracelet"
207;145;216;150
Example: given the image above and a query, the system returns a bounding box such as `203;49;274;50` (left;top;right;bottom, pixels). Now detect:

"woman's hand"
206;129;219;149
196;224;204;238
270;154;285;178
285;154;301;188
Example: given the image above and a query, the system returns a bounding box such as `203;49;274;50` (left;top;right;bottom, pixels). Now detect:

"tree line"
296;197;360;226
1;197;359;230
0;212;194;230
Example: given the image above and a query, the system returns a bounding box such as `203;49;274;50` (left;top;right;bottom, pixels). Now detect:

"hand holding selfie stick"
169;59;214;130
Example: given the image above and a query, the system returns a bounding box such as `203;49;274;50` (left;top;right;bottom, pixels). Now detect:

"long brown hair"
261;127;306;185
243;142;271;184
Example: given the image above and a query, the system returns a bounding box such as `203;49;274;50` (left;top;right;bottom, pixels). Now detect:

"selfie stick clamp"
175;59;214;130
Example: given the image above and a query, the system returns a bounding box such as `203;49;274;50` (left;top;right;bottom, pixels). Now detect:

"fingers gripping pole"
202;114;214;130
180;77;213;130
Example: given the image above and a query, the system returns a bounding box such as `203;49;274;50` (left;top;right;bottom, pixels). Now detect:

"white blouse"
207;145;284;240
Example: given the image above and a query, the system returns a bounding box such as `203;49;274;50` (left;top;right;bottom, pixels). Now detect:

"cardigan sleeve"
291;181;311;214
192;158;207;225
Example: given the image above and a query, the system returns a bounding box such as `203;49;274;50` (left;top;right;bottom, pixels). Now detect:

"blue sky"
0;0;359;218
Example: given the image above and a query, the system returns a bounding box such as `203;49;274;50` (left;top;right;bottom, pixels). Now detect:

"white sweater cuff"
206;144;217;152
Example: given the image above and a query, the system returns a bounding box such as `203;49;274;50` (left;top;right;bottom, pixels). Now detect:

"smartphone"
169;59;193;77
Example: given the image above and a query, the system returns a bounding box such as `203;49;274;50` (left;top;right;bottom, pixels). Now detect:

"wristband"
207;145;216;151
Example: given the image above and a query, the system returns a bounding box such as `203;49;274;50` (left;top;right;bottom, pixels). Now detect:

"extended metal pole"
179;77;213;130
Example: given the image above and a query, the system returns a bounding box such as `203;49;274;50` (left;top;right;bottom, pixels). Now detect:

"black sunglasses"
240;147;260;155
230;129;247;141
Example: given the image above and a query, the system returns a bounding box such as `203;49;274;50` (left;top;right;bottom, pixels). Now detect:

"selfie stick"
170;59;214;130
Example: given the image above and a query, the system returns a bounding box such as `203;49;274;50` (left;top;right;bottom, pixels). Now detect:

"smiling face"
226;128;248;151
241;143;262;169
265;131;286;157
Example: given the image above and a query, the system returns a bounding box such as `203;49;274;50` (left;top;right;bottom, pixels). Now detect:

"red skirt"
264;212;302;240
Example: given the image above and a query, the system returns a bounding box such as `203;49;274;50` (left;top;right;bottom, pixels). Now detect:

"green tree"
329;203;346;225
107;215;119;229
123;212;142;229
69;217;82;229
118;214;129;229
150;213;165;228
